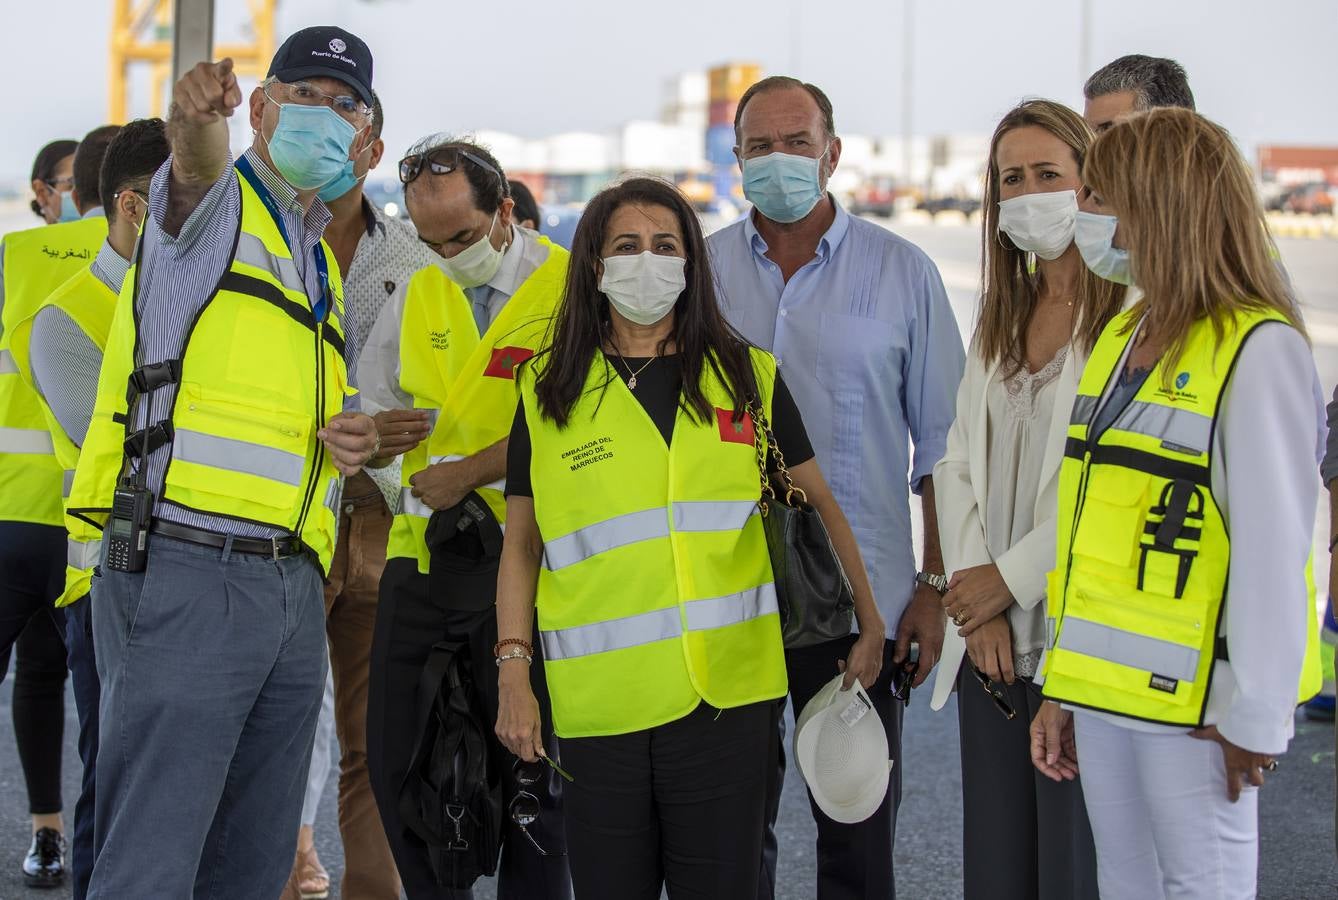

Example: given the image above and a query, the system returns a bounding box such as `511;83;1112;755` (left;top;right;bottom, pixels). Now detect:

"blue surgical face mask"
1074;211;1132;285
316;158;367;203
263;103;358;192
57;191;80;223
742;147;829;224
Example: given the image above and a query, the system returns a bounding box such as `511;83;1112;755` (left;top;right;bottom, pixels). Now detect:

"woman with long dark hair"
493;177;884;899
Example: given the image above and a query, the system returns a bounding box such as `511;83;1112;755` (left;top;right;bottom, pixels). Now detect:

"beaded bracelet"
495;647;533;667
494;638;534;658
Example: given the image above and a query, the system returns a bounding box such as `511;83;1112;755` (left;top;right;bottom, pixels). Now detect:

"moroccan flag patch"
716;408;755;444
484;346;534;379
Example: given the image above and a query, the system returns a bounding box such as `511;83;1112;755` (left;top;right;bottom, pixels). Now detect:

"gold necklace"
610;340;659;390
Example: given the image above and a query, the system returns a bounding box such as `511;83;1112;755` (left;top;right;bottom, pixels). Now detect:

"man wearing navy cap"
70;26;381;899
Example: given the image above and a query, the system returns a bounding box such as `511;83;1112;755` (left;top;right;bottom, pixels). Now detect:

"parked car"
1285;183;1335;215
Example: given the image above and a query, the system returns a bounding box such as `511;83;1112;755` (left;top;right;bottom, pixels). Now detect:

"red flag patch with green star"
484;346;534;379
716;408;755;444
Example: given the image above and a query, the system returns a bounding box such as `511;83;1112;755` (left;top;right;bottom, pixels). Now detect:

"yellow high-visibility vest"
8;264;116;605
0;217;105;525
386;242;568;571
1042;306;1323;725
521;347;788;737
66;169;350;573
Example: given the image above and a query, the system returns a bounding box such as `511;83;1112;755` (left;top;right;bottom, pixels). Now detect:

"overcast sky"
6;0;1336;181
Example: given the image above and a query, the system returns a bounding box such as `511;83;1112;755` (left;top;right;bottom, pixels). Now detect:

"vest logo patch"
484;346;534;379
1175;371;1191;390
1149;674;1179;694
716;408;755;445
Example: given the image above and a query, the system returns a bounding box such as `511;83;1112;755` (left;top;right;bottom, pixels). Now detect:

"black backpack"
398;638;504;889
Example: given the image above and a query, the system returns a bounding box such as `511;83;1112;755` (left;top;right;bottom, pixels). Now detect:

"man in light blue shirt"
708;75;964;899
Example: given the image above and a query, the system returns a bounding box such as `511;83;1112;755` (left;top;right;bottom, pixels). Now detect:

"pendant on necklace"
628;375;638;390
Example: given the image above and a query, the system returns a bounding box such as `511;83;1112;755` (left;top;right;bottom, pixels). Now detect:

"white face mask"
600;252;687;326
1074;211;1132;285
439;211;506;288
996;189;1078;260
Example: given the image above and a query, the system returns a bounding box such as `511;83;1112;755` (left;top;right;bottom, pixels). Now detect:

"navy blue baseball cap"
267;26;373;107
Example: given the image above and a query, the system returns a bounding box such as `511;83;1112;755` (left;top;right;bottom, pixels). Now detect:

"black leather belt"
150;520;304;560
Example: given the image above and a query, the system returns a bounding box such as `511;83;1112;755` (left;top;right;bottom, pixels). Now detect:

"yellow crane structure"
108;0;276;123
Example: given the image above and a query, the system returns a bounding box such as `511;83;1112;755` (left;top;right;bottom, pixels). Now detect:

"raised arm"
165;59;243;237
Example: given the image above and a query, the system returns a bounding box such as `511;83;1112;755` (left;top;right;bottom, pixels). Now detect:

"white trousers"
300;666;337;826
1073;711;1258;900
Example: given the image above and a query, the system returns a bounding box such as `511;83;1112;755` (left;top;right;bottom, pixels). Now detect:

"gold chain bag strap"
747;398;854;648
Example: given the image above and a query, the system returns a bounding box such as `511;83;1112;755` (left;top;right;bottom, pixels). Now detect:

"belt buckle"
270;536;281;561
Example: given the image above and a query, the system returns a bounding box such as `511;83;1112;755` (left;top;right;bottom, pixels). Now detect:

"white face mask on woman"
996;189;1078;260
599;252;687;326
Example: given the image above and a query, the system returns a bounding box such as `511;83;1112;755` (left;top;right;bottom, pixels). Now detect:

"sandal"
295;845;330;900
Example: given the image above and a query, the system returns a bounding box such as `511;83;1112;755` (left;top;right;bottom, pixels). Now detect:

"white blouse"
983;346;1069;676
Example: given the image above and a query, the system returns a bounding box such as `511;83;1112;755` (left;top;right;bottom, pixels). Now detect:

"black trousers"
762;635;904;900
956;667;1099;900
0;521;67;815
562;700;778;900
367;558;571;900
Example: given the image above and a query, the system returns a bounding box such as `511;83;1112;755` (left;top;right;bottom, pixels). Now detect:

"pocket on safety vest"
1136;480;1206;600
168;384;315;514
1071;476;1145;571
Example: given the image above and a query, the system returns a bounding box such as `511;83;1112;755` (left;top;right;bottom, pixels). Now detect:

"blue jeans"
64;596;98;900
88;535;327;899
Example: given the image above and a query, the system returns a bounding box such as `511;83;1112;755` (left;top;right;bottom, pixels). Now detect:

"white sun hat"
793;672;893;824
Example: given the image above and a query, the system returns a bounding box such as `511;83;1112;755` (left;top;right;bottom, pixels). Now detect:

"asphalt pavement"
0;219;1333;899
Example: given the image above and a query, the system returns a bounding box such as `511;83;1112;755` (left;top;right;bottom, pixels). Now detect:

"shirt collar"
360;195;385;238
90;238;130;295
488;225;532;298
239;148;332;243
81;206;105;220
743;195;851;262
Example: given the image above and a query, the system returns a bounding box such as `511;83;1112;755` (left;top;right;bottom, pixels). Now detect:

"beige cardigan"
928;340;1085;711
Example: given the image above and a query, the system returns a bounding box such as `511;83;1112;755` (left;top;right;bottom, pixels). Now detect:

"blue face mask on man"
742;146;830;224
264;103;358;192
57;191;80;223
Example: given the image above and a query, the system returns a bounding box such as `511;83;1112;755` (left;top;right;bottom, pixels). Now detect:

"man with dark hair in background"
279;88;437;900
8;118;169;899
508;179;541;231
1082;54;1196;132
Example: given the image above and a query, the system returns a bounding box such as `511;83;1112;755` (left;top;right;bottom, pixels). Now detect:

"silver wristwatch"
915;571;948;594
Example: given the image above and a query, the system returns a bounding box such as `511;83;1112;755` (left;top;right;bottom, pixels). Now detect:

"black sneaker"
22;828;65;889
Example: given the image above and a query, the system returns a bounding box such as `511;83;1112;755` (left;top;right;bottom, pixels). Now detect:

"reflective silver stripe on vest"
683;582;778;631
541;605;682;661
1056;617;1201;684
543;507;669;571
172;429;305;486
1070;394;1099;426
672;499;759;533
67;537;101;570
0;348;17;375
235;232;305;297
63;469;75;499
0;426;55;455
401;488;431;520
1110;400;1213;455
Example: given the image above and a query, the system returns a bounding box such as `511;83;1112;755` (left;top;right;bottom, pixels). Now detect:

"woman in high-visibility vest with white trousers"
1031;107;1325;899
493;177;886;900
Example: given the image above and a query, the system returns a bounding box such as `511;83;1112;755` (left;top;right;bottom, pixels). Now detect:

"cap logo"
329;38;347;53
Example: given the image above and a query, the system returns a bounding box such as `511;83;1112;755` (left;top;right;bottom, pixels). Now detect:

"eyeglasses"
263;78;371;122
399;146;502;186
44;177;73;192
510;757;572;857
970;664;1017;720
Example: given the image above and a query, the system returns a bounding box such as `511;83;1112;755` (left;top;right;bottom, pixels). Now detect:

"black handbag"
748;400;855;649
398;639;504;889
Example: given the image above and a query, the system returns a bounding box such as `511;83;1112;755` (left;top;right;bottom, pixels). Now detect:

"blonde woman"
1033;108;1323;899
930;99;1120;899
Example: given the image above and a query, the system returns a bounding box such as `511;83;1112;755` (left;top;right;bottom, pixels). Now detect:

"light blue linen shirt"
708;202;965;635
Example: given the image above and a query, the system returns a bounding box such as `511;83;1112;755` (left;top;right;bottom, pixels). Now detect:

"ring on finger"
952;612;967;627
